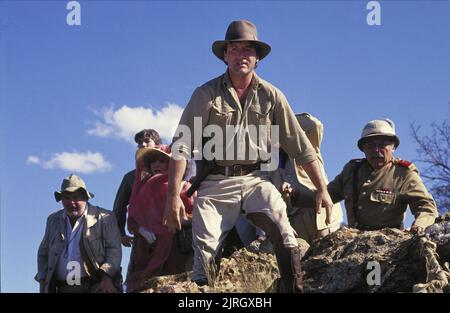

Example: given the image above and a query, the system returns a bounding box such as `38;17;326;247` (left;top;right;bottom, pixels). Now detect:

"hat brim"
54;188;94;202
357;134;400;151
136;147;171;168
212;40;271;61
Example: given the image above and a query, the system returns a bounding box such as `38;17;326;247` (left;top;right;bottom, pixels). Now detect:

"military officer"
291;118;438;233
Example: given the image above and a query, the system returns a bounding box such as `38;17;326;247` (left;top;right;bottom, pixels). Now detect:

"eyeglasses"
363;141;394;149
61;191;86;202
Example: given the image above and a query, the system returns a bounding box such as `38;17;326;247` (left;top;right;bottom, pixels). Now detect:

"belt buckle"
234;164;243;176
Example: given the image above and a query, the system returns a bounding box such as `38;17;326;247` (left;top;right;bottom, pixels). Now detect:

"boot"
246;212;304;293
275;246;303;293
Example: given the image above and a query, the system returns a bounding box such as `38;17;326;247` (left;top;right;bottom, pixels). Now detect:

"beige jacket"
35;203;122;292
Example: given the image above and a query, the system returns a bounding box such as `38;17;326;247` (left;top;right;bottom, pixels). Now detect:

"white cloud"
26;155;41;165
27;151;112;174
87;103;184;143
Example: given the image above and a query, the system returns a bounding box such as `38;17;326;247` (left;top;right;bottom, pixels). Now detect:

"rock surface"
140;216;450;293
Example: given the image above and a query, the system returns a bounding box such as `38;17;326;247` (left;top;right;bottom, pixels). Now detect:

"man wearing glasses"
290;119;437;233
36;174;122;293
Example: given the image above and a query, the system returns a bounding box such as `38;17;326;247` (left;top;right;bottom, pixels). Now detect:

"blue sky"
0;0;449;292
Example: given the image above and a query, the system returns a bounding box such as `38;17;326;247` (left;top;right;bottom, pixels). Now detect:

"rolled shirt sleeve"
171;87;214;160
273;90;317;166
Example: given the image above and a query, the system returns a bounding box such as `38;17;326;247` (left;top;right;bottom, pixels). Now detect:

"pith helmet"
357;118;400;151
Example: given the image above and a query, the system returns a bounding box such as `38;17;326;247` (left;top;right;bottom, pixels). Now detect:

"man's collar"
364;158;394;171
222;71;261;90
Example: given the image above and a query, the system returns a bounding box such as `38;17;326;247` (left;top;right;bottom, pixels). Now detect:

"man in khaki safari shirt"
163;20;333;293
291;119;438;233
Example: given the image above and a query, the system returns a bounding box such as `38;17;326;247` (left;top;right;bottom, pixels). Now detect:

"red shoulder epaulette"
395;159;413;168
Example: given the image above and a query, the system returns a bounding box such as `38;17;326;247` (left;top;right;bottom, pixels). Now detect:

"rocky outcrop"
303;227;423;292
139;240;290;293
141;216;450;293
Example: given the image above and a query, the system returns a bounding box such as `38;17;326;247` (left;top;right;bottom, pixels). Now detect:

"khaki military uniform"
172;72;316;282
328;158;438;229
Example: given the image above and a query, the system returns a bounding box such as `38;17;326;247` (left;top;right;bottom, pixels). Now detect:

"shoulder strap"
352;159;365;223
394;158;414;169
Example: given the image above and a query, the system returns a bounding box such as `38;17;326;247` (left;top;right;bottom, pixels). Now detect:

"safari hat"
54;174;94;202
212;20;271;61
136;144;171;168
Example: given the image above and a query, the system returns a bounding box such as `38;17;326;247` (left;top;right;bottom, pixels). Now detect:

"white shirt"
55;206;88;281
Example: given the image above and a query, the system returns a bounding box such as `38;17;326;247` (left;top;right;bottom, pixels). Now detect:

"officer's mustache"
370;152;385;159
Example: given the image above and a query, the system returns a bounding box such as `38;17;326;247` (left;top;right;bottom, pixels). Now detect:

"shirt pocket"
209;100;236;130
370;190;396;205
248;102;272;128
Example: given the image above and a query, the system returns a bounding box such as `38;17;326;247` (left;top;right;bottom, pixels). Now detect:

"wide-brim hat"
357;119;400;151
212;20;271;61
54;174;94;202
136;144;172;168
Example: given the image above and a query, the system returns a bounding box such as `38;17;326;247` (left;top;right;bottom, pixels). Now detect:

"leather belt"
210;163;261;177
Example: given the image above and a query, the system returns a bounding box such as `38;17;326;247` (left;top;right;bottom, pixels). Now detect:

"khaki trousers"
192;171;297;282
